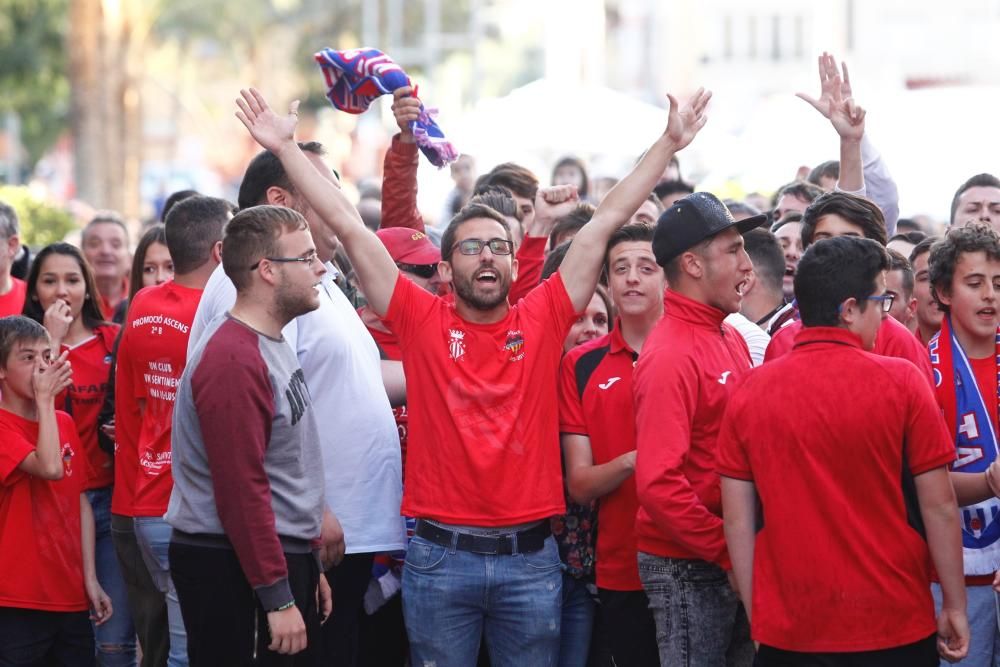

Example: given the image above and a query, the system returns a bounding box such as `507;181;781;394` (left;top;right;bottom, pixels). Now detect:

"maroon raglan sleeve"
191;326;292;611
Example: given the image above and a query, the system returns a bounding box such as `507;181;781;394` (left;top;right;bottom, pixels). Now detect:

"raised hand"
796;52;852;120
827;81;865;143
533;184;580;234
664;87;712;151
33;350;72;403
235;88;299;155
391;86;422;143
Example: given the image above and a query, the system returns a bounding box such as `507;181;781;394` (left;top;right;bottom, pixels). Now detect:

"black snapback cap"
652;192;768;266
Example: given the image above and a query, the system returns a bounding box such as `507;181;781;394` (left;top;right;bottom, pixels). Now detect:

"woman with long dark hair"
23;242;137;665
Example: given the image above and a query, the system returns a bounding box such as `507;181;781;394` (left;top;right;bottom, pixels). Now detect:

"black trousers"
169;542;321;667
757;634;938;667
597;588;659;666
320;552;375;667
0;607;94;666
111;513;169;667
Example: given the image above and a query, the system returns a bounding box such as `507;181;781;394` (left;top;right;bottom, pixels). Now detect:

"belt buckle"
468;533;506;555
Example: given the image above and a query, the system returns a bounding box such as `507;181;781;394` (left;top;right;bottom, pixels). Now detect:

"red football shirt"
115;281;202;516
382;273;578;525
718;326;955;652
0;408;87;611
60;325;118;490
0;277;26;317
559;325;642;591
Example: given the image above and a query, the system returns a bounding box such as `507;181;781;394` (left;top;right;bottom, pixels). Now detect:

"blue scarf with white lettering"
930;316;1000;574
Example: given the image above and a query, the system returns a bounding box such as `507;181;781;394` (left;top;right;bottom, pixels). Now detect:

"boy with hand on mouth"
0;315;112;664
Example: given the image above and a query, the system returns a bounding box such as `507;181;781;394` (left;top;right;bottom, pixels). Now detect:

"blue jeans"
402;534;562;667
86;487;137;666
134;516;187;666
637;552;752;667
932;583;1000;667
559;573;595;667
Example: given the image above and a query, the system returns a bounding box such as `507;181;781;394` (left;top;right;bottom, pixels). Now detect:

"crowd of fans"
2;51;1000;667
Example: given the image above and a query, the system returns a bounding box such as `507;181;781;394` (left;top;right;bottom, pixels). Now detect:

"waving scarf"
930;316;1000;574
314;47;458;168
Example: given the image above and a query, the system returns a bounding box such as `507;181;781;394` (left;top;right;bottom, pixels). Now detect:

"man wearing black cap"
633;192;765;666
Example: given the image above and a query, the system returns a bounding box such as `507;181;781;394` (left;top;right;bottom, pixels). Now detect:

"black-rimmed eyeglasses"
451;238;514;256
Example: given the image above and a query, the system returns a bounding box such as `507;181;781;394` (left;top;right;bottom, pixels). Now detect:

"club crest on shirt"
448;329;466;361
61;441;74;477
504;330;525;362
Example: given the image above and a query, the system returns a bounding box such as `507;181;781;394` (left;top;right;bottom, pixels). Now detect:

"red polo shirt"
765;316;933;386
382;272;578;525
559;324;642;591
633;290;751;569
718;326;955;652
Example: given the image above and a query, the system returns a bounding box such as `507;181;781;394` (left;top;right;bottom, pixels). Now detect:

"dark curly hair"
928;222;1000;314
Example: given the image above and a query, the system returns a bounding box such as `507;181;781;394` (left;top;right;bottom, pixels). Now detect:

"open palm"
797;52;852;120
235;88;299;154
665;87;712;151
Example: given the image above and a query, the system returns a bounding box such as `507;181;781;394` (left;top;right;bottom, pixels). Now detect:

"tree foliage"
0;0;70;170
0;185;76;246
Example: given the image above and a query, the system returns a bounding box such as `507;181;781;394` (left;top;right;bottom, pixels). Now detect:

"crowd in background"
2;51;1000;667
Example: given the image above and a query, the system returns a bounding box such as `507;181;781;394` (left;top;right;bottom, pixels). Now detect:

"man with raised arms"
235;84;709;667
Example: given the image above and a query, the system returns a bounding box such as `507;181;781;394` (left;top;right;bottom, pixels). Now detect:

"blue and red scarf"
314;47;458;168
930;316;1000;574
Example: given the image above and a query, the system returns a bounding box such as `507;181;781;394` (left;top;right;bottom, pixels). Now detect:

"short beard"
453;274;509;311
273;278;320;323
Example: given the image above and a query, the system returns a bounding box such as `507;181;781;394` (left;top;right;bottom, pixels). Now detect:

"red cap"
376;228;441;265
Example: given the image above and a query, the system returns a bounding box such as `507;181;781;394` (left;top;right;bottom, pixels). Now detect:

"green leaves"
0;185;76;247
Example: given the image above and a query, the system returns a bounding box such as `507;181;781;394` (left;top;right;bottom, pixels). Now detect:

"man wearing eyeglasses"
720;236;968;665
234;85;710;665
189;124;406;667
166;205;333;664
764;191;934;385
